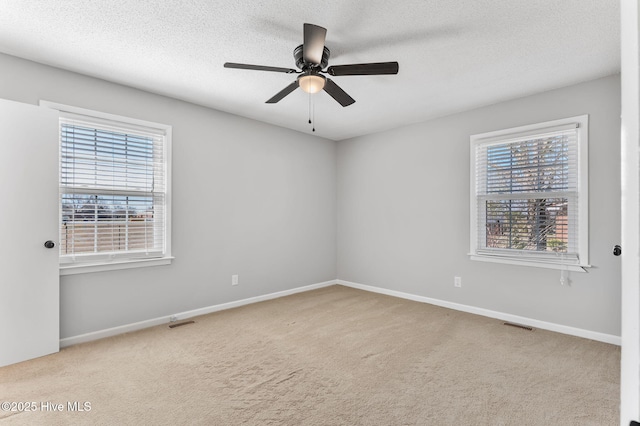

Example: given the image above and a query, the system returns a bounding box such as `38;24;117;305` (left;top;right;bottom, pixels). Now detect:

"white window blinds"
470;116;588;269
59;113;167;263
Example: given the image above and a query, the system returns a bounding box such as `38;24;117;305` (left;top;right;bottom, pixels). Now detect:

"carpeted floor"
0;285;620;425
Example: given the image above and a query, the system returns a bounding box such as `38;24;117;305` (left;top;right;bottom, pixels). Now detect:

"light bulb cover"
298;74;326;94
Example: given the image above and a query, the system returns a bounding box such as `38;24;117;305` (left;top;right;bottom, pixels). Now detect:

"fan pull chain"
307;91;316;132
308;90;312;124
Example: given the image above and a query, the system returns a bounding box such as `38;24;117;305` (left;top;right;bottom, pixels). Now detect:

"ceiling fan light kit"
298;74;325;94
224;23;399;107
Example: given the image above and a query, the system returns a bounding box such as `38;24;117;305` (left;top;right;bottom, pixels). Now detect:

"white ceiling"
0;0;620;141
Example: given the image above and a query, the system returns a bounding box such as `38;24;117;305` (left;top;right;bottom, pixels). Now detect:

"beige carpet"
0;285;619;425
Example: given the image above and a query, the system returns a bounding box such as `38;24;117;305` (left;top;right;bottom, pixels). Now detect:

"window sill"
60;256;174;276
469;254;590;273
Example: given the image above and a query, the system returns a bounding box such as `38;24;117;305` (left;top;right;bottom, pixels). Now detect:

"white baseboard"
337;279;621;346
60;280;337;348
61;278;620;348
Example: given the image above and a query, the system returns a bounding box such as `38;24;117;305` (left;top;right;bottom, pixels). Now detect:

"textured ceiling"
0;0;620;140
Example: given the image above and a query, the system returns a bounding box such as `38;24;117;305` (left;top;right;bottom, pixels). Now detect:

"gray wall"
0;51;621;339
0;53;337;339
337;75;621;336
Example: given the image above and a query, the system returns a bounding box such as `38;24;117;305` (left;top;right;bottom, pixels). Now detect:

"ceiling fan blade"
323;78;355;107
266;81;299;103
327;62;399;76
303;23;327;65
224;62;297;74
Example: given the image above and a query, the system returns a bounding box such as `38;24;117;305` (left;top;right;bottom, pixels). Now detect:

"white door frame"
620;0;640;424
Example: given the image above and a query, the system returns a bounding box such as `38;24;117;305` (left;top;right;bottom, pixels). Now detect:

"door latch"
613;245;622;256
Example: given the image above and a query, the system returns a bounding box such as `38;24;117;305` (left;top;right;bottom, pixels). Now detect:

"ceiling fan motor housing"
294;44;330;70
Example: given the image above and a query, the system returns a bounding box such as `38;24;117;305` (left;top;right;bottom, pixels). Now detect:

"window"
42;102;172;274
470;115;588;271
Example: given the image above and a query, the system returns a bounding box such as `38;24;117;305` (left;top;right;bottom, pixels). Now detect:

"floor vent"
503;322;533;331
169;320;195;329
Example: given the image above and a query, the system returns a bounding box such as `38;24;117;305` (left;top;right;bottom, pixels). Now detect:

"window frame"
41;101;173;275
469;115;589;272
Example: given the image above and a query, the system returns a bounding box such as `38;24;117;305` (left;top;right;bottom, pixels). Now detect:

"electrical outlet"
232;275;239;286
454;276;462;288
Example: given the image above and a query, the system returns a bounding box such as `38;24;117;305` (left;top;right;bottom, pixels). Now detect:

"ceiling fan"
224;23;399;107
